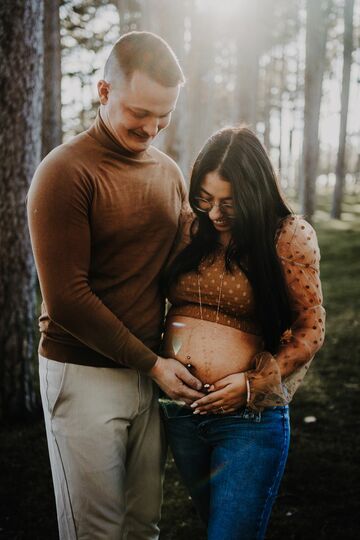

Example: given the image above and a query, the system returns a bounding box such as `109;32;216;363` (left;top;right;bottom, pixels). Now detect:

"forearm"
45;288;158;371
245;223;326;410
27;159;157;371
244;304;326;411
276;303;326;378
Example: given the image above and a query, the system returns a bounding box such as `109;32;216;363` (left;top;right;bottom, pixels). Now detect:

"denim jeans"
161;402;290;540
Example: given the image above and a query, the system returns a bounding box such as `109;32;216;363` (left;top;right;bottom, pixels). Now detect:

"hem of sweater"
39;336;159;370
39;339;126;369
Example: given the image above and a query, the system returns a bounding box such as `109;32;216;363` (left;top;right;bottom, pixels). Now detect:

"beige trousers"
39;355;166;540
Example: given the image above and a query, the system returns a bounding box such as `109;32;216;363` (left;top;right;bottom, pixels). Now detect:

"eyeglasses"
193;197;236;217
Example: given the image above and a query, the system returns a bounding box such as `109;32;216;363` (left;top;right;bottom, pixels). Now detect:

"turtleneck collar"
87;109;148;160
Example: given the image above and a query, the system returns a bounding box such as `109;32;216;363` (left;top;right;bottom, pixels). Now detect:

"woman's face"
197;171;234;235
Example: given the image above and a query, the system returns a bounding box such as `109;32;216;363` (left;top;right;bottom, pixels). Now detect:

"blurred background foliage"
60;0;359;214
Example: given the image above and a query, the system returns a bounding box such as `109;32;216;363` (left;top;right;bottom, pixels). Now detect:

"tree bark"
42;0;62;158
235;0;261;128
301;0;330;221
143;0;188;170
0;0;44;420
331;0;355;219
117;0;143;33
183;1;216;177
262;58;272;152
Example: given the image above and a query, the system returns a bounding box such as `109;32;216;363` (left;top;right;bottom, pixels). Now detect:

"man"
27;31;203;539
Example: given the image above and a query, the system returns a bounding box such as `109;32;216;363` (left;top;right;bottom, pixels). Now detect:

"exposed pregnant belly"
162;315;264;384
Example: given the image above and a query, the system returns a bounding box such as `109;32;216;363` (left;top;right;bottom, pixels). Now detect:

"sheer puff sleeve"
245;216;326;411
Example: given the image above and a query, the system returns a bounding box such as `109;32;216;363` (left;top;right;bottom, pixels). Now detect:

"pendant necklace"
197;264;225;324
192;259;226;382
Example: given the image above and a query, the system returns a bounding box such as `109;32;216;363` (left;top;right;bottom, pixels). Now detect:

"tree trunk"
42;0;62;158
301;0;330;221
331;0;355;219
145;0;188;170
263;58;272;152
0;0;44;420
278;48;287;177
183;1;216;177
235;0;260;128
117;0;143;33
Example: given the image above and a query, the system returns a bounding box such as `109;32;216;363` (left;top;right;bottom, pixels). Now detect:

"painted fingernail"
200;411;207;415
193;409;200;415
190;403;198;408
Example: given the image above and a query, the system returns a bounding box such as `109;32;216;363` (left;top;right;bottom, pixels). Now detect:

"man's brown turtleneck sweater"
27;112;187;371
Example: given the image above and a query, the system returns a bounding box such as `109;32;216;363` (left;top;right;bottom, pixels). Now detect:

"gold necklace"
192;263;226;383
173;255;227;375
197;262;226;324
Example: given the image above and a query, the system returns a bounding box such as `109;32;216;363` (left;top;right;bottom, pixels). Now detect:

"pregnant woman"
160;127;325;540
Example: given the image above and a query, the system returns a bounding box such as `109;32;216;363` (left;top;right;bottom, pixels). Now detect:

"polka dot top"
168;247;259;335
166;214;326;411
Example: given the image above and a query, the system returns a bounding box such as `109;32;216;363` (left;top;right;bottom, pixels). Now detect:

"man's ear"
98;80;110;105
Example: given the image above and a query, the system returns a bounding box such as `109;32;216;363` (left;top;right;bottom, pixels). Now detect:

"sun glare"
197;0;246;19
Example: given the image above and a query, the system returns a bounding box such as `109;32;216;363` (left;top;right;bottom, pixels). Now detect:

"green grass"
1;194;359;539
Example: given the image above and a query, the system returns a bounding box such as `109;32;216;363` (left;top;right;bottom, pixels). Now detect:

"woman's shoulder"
275;214;320;267
180;211;197;247
276;214;314;240
165;211;197;267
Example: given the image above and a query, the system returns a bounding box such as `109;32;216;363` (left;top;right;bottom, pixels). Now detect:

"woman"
160;127;325;540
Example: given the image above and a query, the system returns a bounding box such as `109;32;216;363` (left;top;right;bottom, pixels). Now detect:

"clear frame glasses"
193;197;236;218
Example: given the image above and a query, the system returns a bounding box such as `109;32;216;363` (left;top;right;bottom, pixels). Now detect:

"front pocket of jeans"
159;399;193;419
44;360;68;418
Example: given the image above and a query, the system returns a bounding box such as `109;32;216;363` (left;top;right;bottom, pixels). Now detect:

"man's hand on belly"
148;357;205;405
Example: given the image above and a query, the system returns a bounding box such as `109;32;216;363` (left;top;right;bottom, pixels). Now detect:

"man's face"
98;70;180;153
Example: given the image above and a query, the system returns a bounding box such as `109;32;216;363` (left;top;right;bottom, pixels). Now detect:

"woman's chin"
212;222;231;233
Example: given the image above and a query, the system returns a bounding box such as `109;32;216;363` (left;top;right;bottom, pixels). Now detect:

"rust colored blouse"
167;214;326;410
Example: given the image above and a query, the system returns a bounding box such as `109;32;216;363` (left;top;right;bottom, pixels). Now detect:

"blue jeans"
161;402;290;540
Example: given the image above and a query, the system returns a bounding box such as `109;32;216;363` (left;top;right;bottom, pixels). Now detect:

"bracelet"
245;376;251;406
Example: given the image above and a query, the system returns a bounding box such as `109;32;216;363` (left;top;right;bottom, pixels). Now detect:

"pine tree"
0;0;44;420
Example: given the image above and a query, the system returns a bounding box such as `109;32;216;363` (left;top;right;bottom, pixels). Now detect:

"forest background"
0;0;359;538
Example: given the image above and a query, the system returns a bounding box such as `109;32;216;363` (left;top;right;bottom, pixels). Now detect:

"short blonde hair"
104;31;185;87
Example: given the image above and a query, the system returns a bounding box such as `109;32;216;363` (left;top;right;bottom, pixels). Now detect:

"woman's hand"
191;372;247;414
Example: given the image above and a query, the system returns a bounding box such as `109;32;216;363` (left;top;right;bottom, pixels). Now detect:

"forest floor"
1;191;359;539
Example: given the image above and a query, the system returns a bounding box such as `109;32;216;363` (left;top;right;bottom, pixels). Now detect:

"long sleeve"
27;151;158;371
245;216;326;411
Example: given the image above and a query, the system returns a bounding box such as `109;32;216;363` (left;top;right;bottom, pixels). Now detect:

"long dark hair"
165;127;293;354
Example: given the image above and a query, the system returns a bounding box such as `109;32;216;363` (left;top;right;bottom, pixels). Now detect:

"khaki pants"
39;355;166;540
